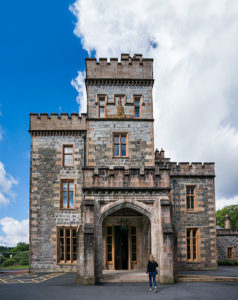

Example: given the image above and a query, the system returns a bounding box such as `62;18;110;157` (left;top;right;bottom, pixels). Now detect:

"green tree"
11;242;29;253
216;205;238;228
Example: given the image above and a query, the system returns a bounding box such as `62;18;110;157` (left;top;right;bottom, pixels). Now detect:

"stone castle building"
29;54;217;284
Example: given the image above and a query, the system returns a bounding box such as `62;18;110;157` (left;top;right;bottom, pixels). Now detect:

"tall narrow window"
227;247;234;260
113;134;127;157
98;95;106;117
58;227;77;264
187;228;199;261
61;180;74;209
131;226;137;262
134;96;141;118
186;186;195;211
106;226;113;263
63;145;73;166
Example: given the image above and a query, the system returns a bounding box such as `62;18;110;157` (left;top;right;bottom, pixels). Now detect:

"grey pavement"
0;273;238;300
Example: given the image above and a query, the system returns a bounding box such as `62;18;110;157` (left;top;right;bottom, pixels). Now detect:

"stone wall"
86;85;153;119
87;120;154;167
217;229;238;260
30;134;84;272
171;176;217;269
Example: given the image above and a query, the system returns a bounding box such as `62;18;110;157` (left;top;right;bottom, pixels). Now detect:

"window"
186;186;195;211
98;95;106;117
227;247;234;260
63;145;73;166
131;226;137;262
134;96;141;118
58;227;77;264
61;180;74;209
113;134;127;157
186;228;199;261
106;226;113;263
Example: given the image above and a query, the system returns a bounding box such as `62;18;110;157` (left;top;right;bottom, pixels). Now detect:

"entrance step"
176;275;238;282
101;270;148;283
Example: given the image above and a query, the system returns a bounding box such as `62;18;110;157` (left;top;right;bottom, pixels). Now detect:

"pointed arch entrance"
99;200;152;271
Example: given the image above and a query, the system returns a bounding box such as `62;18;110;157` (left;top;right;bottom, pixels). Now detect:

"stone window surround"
185;185;198;213
185;227;200;262
60;179;76;210
96;94;107;117
227;246;235;260
57;226;77;265
133;95;142;119
112;132;128;158
62;144;74;167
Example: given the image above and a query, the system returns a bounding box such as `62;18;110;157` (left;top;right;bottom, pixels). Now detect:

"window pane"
107;236;112;244
114;144;119;156
187;196;190;209
131;227;136;235
100;107;104;117
108;253;112;261
121;137;126;144
114;136;119;143
64;147;73;154
121;144;126;156
107;245;112;252
131;236;136;244
191;197;194;209
63;183;67;191
66;229;70;237
69;183;74;191
135;107;140;118
65;158;73;166
69;192;74;207
132;245;136;252
63;192;67;208
132;253;136;261
135;100;140;106
107;227;112;235
99;100;105;106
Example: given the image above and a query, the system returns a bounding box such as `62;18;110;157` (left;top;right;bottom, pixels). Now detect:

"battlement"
29;113;87;132
169;162;215;176
83;166;166;189
86;54;153;80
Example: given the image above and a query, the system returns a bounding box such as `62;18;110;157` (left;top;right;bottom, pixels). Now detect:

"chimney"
224;214;231;229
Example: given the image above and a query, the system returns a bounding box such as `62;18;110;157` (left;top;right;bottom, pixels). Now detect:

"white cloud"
70;0;238;209
0;161;18;208
0;217;29;247
71;71;87;114
216;196;238;211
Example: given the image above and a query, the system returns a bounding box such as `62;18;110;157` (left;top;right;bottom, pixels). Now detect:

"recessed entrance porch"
102;207;151;271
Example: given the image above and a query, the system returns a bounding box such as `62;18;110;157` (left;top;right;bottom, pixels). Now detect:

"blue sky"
1;0;238;246
0;0;87;243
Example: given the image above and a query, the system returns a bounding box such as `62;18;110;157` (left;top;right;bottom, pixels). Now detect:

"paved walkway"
0;273;238;300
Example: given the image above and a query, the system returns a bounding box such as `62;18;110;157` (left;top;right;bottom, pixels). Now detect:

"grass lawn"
0;265;29;270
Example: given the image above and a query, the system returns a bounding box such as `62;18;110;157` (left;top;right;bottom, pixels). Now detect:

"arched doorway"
100;203;151;271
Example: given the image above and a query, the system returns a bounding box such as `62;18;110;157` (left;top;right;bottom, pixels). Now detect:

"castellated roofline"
86;53;153;80
29;113;87;132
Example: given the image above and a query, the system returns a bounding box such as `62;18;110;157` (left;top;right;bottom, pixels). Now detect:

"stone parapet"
83;167;169;189
29;113;87;132
217;229;238;236
86;54;153;80
169;162;215;177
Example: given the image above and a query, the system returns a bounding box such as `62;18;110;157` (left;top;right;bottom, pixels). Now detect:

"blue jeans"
148;272;157;288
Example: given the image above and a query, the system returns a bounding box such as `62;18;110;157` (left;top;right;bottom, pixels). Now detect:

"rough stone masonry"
29;54;217;284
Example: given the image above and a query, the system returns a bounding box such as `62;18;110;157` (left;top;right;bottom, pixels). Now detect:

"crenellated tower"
85;54;155;168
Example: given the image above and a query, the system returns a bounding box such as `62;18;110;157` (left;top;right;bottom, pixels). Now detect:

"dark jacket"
147;260;158;273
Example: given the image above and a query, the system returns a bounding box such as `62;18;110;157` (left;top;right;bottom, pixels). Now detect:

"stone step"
100;273;148;283
176;275;238;282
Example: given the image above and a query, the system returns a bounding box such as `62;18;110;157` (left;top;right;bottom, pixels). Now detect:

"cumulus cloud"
70;0;238;209
71;71;87;114
0;161;18;208
0;217;29;247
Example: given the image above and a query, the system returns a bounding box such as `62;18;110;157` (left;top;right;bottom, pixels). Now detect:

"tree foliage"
11;242;29;252
216;205;238;228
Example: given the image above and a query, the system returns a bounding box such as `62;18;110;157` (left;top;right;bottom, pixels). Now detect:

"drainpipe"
173;179;177;219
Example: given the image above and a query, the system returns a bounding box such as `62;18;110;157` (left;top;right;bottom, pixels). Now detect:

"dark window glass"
121;144;126;156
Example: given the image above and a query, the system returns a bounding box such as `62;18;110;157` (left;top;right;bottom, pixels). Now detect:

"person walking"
146;254;158;293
